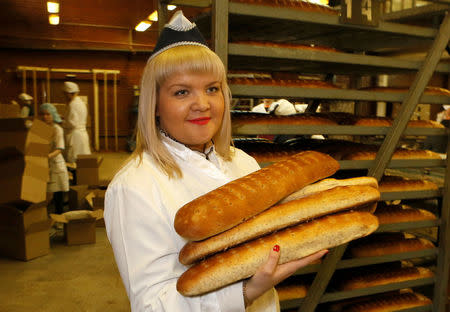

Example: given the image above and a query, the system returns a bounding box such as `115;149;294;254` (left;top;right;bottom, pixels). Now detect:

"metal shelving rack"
167;0;450;310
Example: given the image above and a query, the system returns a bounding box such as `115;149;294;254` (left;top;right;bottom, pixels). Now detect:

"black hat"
149;10;208;61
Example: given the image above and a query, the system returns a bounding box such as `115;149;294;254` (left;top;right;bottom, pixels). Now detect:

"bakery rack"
164;0;450;310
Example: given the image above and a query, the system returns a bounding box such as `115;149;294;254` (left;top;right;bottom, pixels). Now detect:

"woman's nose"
192;92;210;110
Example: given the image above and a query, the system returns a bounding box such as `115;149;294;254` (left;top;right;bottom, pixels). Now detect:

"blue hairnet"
40;103;62;123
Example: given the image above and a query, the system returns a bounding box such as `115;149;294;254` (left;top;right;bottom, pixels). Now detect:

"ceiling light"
47;1;60;13
135;21;152;32
148;11;158;22
49;14;60;25
167;5;177;11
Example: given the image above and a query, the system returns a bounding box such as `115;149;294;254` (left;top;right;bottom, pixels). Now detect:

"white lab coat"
47;124;69;193
63;96;91;162
105;135;279;312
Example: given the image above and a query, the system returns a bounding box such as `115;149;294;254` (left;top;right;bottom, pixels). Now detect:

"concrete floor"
0;228;130;312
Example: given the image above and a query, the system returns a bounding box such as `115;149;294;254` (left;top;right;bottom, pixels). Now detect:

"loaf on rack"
230;0;339;15
374;203;437;224
354;117;445;128
343;148;441;160
337;265;434;291
275;283;309;301
330;291;432;312
174;151;339;241
177;210;378;296
379;175;439;192
179;183;380;265
348;233;435;258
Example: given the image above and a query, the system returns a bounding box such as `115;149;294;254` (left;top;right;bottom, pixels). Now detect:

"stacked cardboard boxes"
50;210;103;245
0;118;53;204
0;118;53;261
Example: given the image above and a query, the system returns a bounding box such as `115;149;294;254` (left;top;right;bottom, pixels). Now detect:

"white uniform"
47;124;69;193
105;135;279;312
63;96;91;162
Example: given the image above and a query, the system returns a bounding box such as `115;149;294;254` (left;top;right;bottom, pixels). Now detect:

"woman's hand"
243;246;328;306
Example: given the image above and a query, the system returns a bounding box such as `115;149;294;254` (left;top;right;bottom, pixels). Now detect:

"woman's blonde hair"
133;45;233;178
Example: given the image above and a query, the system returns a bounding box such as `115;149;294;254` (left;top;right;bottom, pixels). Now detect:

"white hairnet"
63;81;80;93
18;93;33;101
443;105;450;110
269;99;296;116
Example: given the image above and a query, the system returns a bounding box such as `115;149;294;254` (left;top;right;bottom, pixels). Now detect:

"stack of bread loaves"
174;151;381;296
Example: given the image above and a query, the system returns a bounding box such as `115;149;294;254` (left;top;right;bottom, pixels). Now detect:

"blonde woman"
104;11;326;312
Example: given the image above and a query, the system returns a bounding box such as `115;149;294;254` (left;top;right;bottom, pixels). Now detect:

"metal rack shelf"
228;43;450;75
205;1;450;310
230;84;450;103
280;278;435;309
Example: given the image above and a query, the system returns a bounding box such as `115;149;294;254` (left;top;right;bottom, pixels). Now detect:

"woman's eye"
174;89;188;96
207;86;220;93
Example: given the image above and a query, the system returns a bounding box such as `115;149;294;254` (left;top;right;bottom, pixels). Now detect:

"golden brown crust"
379;175;439;193
354;117;445;128
231;113;338;126
344;292;432;312
348;235;435;258
227;76;340;89
276;284;308;301
179;185;380;265
174;151;339;241
374;204;436;224
361;86;450;96
338;266;434;291
177;211;378;296
343;148;441;160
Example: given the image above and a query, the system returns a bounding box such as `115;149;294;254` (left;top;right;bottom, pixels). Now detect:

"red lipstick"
188;117;210;125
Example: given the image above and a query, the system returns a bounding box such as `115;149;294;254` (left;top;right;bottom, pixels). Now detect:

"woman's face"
157;71;225;151
40;109;53;125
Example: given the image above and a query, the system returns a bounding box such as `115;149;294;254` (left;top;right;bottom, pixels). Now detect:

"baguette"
174;151;339;241
177;210;378;296
337;266;434;291
374;204;436;224
276;284;308;301
379;175;438;192
344;292;432;312
349;236;435;258
280;176;378;204
179;185;380;265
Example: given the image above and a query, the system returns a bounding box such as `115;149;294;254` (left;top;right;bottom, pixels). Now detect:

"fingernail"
273;245;280;252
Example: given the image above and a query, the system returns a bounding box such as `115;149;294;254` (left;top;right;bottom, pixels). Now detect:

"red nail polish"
273;245;280;252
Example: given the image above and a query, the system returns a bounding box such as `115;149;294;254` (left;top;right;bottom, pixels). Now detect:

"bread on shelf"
336;265;434;291
329;290;432;312
348;233;435;258
379;175;439;192
374;203;437;224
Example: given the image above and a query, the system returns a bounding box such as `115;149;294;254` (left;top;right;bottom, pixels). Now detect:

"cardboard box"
85;189;106;227
68;185;91;210
0;155;49;204
0;118;52;157
50;210;103;245
0;202;51;261
76;154;103;186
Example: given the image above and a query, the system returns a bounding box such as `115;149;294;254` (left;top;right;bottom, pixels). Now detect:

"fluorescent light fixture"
49;14;60;25
47;1;60;13
135;21;152;32
148;11;158;22
167;5;177;11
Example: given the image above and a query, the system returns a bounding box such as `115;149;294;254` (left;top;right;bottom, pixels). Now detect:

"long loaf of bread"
374;204;436;224
349;236;435;258
174;151;339;241
176;210;378;296
344;292;432;312
280;176;378;204
179;185;380;265
338;266;434;291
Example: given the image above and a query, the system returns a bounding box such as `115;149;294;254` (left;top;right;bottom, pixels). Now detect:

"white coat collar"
159;131;225;172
